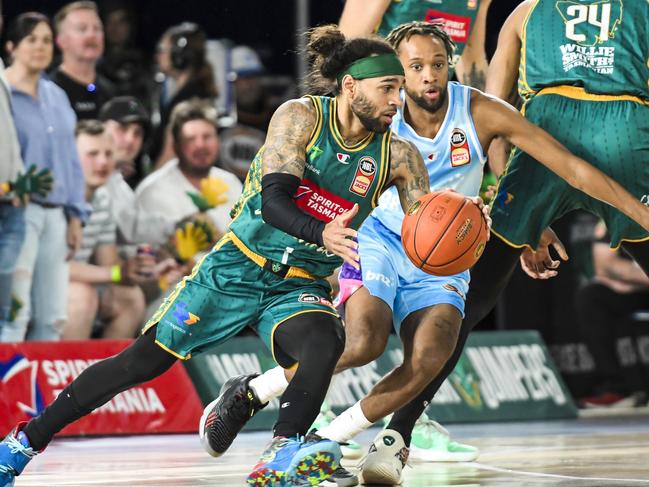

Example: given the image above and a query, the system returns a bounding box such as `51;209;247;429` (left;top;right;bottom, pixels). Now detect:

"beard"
178;153;213;178
405;85;448;114
351;92;390;134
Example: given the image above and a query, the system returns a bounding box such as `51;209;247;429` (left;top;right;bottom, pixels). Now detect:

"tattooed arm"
386;135;430;212
261;98;315;177
260;99;360;267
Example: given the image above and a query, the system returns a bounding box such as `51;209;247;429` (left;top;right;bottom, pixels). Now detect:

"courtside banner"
0;340;204;435
186;330;576;430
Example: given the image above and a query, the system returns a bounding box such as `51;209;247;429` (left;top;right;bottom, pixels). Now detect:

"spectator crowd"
0;0;647;411
0;0;270;344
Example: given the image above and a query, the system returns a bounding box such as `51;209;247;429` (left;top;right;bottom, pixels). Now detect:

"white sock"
317;401;372;443
249;366;289;404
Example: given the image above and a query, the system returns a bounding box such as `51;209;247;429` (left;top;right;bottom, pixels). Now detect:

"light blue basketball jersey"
372;82;487;235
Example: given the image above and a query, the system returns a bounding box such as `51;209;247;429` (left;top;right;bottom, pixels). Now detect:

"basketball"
402;191;489;276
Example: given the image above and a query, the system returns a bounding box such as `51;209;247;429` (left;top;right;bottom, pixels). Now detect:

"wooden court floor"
15;414;649;486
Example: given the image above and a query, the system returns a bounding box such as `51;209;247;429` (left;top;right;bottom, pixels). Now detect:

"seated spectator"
575;221;649;408
100;96;177;247
100;95;150;184
1;12;86;343
50;1;115;119
65;120;153;340
136;99;242;240
151;22;218;168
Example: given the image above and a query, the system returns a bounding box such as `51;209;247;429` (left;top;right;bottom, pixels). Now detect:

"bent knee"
304;318;346;360
347;317;389;358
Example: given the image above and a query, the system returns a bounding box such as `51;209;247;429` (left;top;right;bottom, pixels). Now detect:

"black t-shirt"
49;68;116;120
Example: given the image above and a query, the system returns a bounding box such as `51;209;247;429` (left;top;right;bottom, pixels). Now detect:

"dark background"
4;0;521;75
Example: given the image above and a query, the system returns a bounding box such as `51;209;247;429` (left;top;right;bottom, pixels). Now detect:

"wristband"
111;264;122;284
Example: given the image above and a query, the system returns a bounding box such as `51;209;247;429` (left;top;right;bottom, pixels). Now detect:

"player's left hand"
520;227;569;279
468;195;492;240
323;204;359;269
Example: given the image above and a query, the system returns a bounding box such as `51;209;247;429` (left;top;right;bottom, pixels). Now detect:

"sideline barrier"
186;330;577;430
0;340;204;435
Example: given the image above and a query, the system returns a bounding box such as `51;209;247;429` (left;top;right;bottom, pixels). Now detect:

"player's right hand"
323;204;359;269
520;227;569;279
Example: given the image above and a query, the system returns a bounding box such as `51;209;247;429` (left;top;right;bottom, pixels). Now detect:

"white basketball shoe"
360;429;409;485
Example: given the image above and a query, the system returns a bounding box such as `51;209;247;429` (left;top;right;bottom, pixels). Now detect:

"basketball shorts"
491;91;649;249
143;233;338;364
339;215;469;334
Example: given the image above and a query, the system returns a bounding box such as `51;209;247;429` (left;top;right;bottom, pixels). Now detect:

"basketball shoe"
0;423;39;487
359;429;409;485
382;412;478;462
200;374;267;457
320;466;359;487
247;432;342;486
409;413;479;462
311;402;363;460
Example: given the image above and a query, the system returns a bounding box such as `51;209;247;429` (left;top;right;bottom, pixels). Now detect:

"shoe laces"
221;388;255;422
415;413;450;440
5;434;37;459
303;430;324;445
258;436;291;462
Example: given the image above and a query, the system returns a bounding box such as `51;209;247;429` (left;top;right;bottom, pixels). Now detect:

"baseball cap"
231;45;264;77
99;96;150;133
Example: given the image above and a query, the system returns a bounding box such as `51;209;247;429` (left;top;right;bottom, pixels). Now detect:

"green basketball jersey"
519;0;649;101
228;95;392;278
377;0;480;68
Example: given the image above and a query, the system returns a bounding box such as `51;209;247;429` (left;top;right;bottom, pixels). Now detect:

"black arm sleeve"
261;173;326;247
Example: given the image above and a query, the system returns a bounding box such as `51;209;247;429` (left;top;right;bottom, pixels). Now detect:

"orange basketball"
402;190;489;276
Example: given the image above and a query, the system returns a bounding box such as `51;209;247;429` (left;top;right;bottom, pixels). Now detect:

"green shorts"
491;89;649;249
143;233;339;365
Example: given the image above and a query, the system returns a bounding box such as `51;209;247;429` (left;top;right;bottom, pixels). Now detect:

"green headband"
337;53;404;84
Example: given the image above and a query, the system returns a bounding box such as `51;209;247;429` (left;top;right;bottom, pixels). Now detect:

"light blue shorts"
356;215;469;334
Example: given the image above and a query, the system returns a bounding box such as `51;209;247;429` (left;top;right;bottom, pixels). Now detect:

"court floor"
15;413;649;486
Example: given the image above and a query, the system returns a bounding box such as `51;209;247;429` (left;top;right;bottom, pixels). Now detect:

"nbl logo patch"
450;128;471;167
349;156;377;197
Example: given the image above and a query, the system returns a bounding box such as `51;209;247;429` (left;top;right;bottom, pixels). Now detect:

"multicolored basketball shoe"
0;423;39;487
247;436;301;486
199;374;267;457
287;432;342;486
333;260;363;308
311;402;363;460
247;432;342;486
